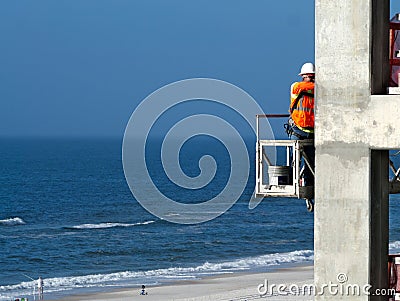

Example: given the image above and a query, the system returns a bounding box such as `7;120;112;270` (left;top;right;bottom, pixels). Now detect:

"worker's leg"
303;143;315;186
290;126;315;186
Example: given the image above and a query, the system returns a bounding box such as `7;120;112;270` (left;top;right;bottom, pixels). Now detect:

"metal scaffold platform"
255;114;400;213
255;114;315;211
256;138;314;200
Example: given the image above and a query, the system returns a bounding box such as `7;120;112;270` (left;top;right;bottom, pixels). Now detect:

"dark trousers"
290;126;315;186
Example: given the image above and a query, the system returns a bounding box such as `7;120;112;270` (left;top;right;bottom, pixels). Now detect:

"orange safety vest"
289;81;315;131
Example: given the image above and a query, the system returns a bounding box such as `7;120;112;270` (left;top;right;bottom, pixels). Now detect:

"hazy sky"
1;1;400;138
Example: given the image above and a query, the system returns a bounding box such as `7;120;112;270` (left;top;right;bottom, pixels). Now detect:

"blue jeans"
290;126;315;186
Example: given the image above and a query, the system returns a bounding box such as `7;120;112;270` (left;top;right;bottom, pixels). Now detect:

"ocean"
1;137;400;300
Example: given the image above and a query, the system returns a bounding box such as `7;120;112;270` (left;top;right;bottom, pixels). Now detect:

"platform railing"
256;115;400;197
255;114;314;201
256;114;289;142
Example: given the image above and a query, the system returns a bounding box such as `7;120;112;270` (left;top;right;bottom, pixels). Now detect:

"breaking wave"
68;220;155;230
389;240;400;253
0;249;313;300
0;217;26;226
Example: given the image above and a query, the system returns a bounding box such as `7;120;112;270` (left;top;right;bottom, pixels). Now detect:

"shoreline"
47;264;314;301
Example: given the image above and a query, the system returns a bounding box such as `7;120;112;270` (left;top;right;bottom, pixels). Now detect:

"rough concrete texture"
316;96;400;148
315;0;395;300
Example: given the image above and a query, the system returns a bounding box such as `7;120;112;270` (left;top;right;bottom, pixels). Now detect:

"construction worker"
285;62;315;186
289;62;315;137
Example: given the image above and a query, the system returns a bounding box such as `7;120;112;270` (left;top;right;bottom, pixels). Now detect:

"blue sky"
1;1;399;137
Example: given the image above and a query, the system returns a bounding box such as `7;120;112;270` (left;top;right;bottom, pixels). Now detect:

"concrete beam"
316;95;400;148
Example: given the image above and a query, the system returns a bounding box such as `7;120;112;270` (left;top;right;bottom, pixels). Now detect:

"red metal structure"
389;255;400;300
390;14;400;87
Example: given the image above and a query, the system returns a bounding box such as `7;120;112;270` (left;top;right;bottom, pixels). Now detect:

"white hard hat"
299;62;315;75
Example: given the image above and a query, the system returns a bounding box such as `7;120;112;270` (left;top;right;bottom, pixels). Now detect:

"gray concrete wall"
315;0;393;300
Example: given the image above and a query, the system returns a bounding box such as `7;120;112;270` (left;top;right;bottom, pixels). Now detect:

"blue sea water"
1;137;400;300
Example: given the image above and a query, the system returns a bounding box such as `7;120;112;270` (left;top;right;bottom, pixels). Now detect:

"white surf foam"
0;217;26;226
0;249;314;300
4;241;400;300
389;240;400;253
70;220;155;229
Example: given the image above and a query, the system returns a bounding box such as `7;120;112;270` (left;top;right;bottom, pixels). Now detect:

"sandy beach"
50;265;313;301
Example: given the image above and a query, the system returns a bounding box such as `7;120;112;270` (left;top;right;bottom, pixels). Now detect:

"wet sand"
50;265;314;301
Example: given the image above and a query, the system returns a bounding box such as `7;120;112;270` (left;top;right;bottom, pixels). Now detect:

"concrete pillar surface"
315;0;394;300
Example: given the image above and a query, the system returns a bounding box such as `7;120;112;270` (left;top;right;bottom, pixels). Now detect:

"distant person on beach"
140;284;148;295
37;276;44;299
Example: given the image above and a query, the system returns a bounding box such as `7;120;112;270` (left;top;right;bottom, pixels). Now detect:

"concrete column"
370;150;389;298
315;0;390;300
